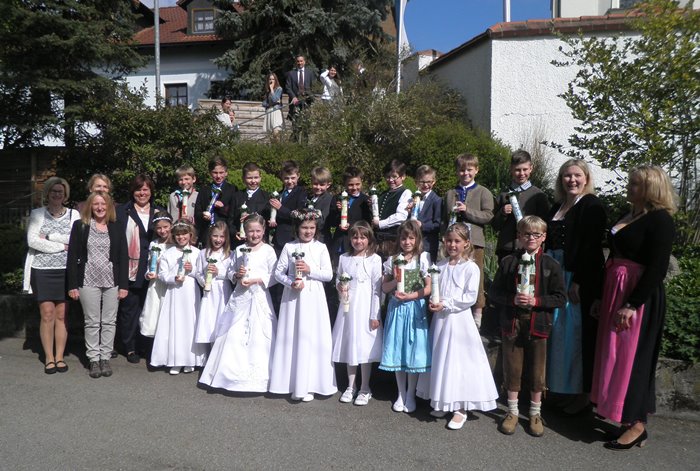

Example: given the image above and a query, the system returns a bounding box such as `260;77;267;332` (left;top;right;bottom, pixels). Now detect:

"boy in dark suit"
408;165;443;262
231;162;270;247
194;156;237;245
269;160;307;255
308;166;334;243
327;166;372;266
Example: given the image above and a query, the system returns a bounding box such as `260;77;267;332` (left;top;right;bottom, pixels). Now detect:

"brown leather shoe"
499;412;518;435
529;414;545;437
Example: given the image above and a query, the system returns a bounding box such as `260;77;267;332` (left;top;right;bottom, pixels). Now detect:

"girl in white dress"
332;221;383;406
199;215;278;392
139;211;173;338
150;220;205;375
269;208;338;402
194;221;233;346
422;223;498;430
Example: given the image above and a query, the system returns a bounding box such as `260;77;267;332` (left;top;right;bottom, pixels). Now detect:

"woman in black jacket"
545;159;606;413
67;192;128;378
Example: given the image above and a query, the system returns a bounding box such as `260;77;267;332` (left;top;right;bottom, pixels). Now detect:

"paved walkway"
1;337;698;470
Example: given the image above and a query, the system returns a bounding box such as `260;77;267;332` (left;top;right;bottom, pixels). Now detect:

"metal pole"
504;0;511;22
396;0;403;94
154;0;161;107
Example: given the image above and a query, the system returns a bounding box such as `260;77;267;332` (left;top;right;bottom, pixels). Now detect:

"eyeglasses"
385;175;402;181
49;189;65;195
418;180;435;185
521;232;544;240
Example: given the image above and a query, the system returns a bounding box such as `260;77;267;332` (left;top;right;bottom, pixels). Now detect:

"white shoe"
430;409;448;418
183;366;195;373
169;367;181;375
447;411;467;430
301;393;314;402
340;387;355;403
392;398;406;412
354;391;372;406
404;397;416;413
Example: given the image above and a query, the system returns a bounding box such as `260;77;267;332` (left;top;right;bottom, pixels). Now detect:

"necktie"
298;69;304;94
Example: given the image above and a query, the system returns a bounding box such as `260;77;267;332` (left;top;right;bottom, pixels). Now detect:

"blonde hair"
206;220;231;258
629;165;678;215
517;215;547;234
554;159;595;202
42;176;70;205
175;165;196;180
394;220;423;257
81;192;116;224
442;223;474;261
455;153;479;170
415;165;436;181
310;166;332;185
347;221;377;256
86;174;112;194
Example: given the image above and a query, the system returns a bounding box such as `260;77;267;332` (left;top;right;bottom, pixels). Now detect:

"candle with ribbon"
239;246;252;279
393;253;407;293
292;249;305;282
148;245;161;275
203;187;222;221
428;264;441;304
238;202;248;239
508;191;523;222
339;190;349;230
179;189;191;219
338;272;353;313
370;186;379;221
269;191;279;224
177;247;192;279
449;203;458;226
203;257;217;291
411;191;422;219
517;252;536;297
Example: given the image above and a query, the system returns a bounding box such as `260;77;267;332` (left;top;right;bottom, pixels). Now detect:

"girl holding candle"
269;208;337;402
331;221;383;406
139;211;173;339
379;220;432;414
151;220;205;375
194;221;233;346
419;223;498;429
199;214;278;392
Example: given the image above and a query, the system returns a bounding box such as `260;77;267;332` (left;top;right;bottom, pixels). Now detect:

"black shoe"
44;361;57;375
55;360;69;373
126;352;140;364
604;430;648;450
110;350;118;359
89;361;102;378
99;360;113;377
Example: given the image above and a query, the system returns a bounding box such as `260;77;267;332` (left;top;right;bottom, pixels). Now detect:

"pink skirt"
590;258;645;423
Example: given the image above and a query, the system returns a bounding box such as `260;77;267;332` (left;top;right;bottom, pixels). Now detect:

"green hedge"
662;249;700;363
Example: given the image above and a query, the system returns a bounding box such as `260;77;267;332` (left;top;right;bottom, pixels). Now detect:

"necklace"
48;206;66;218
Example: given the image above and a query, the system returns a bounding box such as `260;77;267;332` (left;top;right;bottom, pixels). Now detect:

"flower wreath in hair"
447;221;471;239
290;207;322;222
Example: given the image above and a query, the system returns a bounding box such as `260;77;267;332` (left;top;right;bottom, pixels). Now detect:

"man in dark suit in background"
285;54;315;140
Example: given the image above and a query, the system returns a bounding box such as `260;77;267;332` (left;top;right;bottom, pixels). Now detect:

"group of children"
138;152;564;436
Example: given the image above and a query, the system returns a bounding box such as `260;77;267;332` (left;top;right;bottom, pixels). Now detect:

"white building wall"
428;40;492;132
124;46;230;109
555;0;616;17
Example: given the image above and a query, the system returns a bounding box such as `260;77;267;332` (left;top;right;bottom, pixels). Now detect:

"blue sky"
143;0;552;54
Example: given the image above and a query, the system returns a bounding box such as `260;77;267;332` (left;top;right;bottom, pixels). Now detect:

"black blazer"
309;191;333;243
273;186;307;253
285;67;316;103
116;201;163;289
231;188;270;246
194;181;237;242
66;220;129;290
416;191;443;261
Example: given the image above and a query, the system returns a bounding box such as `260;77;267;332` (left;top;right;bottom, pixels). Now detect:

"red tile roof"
133;6;223;46
429;11;641;69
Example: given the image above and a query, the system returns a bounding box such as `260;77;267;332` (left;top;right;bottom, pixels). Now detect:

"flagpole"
503;0;511;22
396;0;404;94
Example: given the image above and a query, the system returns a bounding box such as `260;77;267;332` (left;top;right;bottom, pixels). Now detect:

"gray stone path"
1;337;698;470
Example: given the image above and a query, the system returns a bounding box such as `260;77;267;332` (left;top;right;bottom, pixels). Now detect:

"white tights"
347;363;373;392
394;371;418;408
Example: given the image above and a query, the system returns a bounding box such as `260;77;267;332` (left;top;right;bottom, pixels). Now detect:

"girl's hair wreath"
291;208;322;222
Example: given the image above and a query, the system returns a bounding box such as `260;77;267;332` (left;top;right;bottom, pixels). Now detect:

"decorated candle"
370;186;379;221
394;253;407;293
148;246;161;274
517;252;535;296
177;248;192;278
181;189;191;219
270;191;279;224
292;249;305;282
205;187;222;216
449;203;458;226
428;264;441;304
338;272;353;313
508;191;523;222
240;246;252;279
203;257;217;292
340;190;349;230
238;203;248;239
411;191;422;219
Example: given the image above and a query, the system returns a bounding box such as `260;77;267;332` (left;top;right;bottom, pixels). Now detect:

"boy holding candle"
194;156;237;245
488;216;566;437
308;167;334;243
443;154;493;328
168;165;198;224
328;166;372;266
408;165;442;263
268;160;307;255
492;150;549;261
231;162;270;247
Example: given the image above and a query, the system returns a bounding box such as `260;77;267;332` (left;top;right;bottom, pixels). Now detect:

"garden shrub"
662;247;700;363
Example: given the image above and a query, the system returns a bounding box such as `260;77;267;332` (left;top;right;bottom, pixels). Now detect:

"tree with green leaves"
554;0;699;225
0;0;145;149
212;0;394;98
